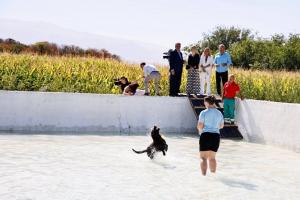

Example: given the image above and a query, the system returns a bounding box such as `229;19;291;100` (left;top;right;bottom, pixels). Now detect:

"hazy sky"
1;0;300;47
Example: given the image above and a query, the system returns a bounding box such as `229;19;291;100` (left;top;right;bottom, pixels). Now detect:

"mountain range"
0;18;168;64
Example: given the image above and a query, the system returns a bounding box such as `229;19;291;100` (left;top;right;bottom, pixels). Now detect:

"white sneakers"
224;118;231;124
224;118;235;124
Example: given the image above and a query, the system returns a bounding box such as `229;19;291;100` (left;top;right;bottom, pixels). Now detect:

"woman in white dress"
199;47;214;95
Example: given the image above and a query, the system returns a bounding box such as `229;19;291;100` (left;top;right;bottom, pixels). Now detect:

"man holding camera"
214;44;232;96
169;43;184;96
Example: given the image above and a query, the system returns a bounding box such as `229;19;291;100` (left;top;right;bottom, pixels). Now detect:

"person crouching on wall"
222;74;244;124
140;62;161;96
123;82;145;96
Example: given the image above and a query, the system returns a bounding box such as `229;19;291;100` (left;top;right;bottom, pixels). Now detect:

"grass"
0;53;299;103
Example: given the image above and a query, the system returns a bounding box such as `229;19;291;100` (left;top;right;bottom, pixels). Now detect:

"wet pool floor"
0;134;299;200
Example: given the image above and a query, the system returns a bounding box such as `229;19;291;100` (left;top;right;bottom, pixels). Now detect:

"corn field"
0;53;299;103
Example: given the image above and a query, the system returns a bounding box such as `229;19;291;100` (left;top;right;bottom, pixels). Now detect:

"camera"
114;78;122;86
114;77;129;86
163;49;173;60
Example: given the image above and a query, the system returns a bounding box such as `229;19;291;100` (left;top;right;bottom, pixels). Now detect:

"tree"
230;39;255;69
185;26;254;53
0;37;121;61
282;34;300;70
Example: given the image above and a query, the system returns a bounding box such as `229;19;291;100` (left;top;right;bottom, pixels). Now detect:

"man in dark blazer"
169;42;184;96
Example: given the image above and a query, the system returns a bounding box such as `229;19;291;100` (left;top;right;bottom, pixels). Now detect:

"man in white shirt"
140;62;161;96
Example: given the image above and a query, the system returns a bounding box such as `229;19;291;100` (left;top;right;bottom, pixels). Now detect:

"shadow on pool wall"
0;90;299;152
236;99;300;152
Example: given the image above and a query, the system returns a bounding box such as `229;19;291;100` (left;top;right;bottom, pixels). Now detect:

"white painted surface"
236;99;300;152
0;135;299;200
1;90;300;152
0;91;197;134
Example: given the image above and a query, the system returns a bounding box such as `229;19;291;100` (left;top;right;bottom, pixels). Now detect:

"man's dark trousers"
216;71;228;95
169;70;182;96
169;50;184;96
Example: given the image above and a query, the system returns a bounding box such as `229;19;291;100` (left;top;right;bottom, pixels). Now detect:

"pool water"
0;134;299;200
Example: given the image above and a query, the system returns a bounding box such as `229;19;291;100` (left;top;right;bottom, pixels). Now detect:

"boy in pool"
197;96;224;176
222;74;244;124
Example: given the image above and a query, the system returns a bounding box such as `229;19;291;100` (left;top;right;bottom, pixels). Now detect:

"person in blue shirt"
214;44;232;95
197;95;224;176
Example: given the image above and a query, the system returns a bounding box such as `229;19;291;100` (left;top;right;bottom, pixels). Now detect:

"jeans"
223;98;235;120
144;71;161;95
216;71;228;95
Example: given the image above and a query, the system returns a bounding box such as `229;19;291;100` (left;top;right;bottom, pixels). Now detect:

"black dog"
132;126;168;159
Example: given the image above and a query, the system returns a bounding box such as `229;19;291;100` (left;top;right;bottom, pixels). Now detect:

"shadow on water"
152;159;177;170
218;177;257;191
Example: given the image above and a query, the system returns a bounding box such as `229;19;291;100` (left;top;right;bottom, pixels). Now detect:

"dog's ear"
157;128;160;131
153;125;157;130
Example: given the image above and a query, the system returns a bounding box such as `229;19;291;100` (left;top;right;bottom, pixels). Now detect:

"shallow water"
0;134;299;200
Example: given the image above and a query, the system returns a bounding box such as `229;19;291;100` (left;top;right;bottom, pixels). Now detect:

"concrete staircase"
188;94;243;139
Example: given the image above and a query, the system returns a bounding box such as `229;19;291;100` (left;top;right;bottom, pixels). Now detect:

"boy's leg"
223;98;230;120
229;98;235;121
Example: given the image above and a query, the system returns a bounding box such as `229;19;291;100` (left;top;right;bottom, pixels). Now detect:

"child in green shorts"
222;74;244;124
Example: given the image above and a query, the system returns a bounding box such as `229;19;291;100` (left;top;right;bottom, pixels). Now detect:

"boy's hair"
140;62;146;67
229;74;235;79
204;95;216;105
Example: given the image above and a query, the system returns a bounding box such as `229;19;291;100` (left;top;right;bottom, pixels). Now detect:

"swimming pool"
0;134;299;200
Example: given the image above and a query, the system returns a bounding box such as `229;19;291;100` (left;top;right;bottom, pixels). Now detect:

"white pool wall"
0;90;299;151
0;90;197;133
236;99;300;152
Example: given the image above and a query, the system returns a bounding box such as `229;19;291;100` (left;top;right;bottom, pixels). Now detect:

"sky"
0;0;300;48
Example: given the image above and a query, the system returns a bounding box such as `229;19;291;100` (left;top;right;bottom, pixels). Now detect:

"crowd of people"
117;42;243;123
116;42;245;176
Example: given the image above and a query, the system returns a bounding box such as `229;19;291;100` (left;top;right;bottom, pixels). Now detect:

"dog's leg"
147;148;155;159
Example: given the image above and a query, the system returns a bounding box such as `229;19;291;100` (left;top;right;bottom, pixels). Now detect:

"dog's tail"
132;148;147;154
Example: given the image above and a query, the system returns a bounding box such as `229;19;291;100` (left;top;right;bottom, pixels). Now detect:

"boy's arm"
236;85;245;100
236;91;245;100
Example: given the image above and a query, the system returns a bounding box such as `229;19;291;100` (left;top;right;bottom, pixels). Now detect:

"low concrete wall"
1;90;299;151
236;99;300;152
0;91;197;134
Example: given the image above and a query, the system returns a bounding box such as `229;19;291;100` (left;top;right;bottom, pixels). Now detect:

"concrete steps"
188;94;243;139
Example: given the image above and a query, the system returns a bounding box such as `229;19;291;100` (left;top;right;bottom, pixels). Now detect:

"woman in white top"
199;48;214;95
